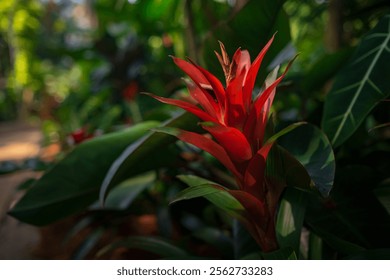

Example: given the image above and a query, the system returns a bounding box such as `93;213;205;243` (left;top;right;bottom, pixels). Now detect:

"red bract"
148;36;295;252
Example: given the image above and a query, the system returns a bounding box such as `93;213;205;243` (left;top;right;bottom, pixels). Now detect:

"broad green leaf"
8;121;159;226
266;144;314;192
276;187;308;256
265;120;315;194
322;14;390;147
91;172;156;211
97;236;191;259
278;123;335;196
202;0;291;82
301;47;354;93
265;122;306;145
100;111;199;204
17;178;36;191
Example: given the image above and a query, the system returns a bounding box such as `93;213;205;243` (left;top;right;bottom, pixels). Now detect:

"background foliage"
2;0;390;259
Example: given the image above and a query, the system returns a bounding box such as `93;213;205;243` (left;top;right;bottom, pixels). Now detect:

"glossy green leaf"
278;123;335;197
97;236;191;259
276;187;308;256
100;111;199;204
264;118;314;193
266;122;306;145
174;175;244;215
8;121;159;226
322;14;390;147
266;144;314;192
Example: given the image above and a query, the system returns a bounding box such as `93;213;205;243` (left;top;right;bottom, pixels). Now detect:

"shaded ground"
0;121;41;259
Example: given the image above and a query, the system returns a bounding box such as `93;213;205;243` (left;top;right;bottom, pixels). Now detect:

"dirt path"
0;121;41;259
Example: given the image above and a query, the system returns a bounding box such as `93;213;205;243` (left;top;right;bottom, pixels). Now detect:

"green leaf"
100;112;199;204
322;14;390;147
97;236;191;259
174;175;244;215
91;172;156;211
278;123;335;197
176;174;219;188
202;0;291;82
266;144;314;192
308;232;323;260
8;121;159;226
301;47;354;93
266;122;306;145
276;187;308;256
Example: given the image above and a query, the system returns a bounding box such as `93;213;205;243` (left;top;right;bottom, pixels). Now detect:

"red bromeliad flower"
147;36;296;252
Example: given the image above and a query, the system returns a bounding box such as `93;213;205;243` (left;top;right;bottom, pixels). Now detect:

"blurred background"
0;0;389;259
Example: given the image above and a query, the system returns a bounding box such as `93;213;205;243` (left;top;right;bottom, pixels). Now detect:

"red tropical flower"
147;35;296;252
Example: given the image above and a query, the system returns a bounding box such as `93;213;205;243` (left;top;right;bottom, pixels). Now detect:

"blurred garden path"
0;121;41;259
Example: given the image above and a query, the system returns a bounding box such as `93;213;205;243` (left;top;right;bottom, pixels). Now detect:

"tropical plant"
4;0;390;260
